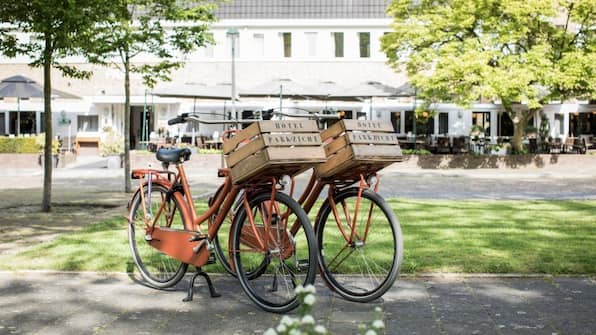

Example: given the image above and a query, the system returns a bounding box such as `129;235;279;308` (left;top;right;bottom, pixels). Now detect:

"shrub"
0;135;57;153
99;127;124;156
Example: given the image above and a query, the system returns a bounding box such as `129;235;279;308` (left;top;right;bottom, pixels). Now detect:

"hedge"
0;136;58;153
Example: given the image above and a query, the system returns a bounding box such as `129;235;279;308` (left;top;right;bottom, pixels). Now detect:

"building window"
0;113;5;135
9;111;36;135
390;112;401;133
498;112;514;136
569;112;596;136
305;32;317;57
332;32;344;57
282;32;292;57
472;112;491;137
405;110;414;133
359;32;370;58
554;113;564;136
438;113;448;134
253;33;264;57
77;115;99;132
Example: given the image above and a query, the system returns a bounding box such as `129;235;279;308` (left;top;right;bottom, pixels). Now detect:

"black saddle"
156;148;192;163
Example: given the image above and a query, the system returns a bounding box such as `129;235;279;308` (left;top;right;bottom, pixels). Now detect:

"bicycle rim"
232;192;317;313
316;188;402;302
128;184;188;288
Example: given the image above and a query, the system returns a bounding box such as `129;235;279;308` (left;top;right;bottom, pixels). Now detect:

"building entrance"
130;106;153;149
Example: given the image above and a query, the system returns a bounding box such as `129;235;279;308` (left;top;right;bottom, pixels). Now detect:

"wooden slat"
225;137;266;168
324;134;349;156
231;147;326;184
320;121;345;141
342;119;395;132
320;119;396;142
262;133;321;147
222;122;261;154
257;120;319;133
347;132;399;145
223;120;320;154
315;147;354;177
351;144;403;160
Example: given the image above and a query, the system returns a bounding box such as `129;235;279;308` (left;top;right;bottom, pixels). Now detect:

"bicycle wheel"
209;185;242;276
231;191;317;313
128;184;189;288
316;188;402;302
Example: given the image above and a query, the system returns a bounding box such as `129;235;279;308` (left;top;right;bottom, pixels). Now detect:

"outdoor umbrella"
0;75;80;136
328;81;400;119
152;82;237;100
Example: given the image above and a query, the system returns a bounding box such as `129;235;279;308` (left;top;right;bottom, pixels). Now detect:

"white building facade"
0;0;593;150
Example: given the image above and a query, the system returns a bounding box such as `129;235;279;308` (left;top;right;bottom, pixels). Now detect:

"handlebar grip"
167;113;189;125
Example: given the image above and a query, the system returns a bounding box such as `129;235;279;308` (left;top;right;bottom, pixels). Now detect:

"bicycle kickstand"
183;267;222;302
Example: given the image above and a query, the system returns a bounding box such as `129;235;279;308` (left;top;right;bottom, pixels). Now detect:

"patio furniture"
452;136;469;154
563;137;575;153
528;138;538;153
436;136;451;154
549;138;562;154
573;138;588;154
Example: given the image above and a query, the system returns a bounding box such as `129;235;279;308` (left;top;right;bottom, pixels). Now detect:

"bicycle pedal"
188;234;208;242
207;252;217;265
297;259;310;269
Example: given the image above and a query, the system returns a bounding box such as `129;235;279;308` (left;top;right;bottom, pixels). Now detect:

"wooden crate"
223;120;326;184
315;119;403;180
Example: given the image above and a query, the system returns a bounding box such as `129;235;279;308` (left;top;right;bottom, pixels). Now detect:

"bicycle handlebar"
167;113;255;125
167;113;189;125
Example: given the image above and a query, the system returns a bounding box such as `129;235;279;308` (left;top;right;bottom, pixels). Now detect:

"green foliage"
0;137;37;153
99;127;124;156
381;0;596;151
0;1;111;79
0;200;595;274
382;0;595;106
0;136;58;153
401;148;432;155
86;0;217;89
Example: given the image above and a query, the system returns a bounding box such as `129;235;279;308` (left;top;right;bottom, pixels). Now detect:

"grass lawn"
0;199;594;274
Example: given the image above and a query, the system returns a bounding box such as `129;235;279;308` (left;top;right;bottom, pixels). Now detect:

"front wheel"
128;184;189;288
316;188;402;302
231;191;317;313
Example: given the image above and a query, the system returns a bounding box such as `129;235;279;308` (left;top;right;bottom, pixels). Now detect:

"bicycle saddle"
156;148;192;163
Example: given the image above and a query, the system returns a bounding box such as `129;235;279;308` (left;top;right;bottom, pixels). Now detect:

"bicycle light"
367;175;378;188
280;175;291;186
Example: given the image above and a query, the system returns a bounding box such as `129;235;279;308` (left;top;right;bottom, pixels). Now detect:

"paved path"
0;272;594;335
1;159;595;334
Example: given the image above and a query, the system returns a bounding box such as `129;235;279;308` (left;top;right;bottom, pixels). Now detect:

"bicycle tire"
316;188;402;302
231;191;317;313
128;184;189;288
209;185;242;276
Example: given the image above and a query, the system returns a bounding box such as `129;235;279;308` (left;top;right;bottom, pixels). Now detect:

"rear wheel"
128;184;188;288
231;191;317;313
316;188;402;302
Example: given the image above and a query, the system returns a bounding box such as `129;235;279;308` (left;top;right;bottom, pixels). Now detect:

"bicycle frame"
292;171;381;245
131;163;285;268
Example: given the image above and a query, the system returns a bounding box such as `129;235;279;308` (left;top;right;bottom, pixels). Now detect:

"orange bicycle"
127;115;323;313
213;113;404;303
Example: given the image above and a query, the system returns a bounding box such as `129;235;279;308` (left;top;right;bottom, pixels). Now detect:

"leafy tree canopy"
381;0;596;109
0;0;113;79
87;0;217;88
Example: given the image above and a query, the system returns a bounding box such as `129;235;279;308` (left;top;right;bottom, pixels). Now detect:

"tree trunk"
42;36;53;212
511;109;530;154
124;55;132;193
